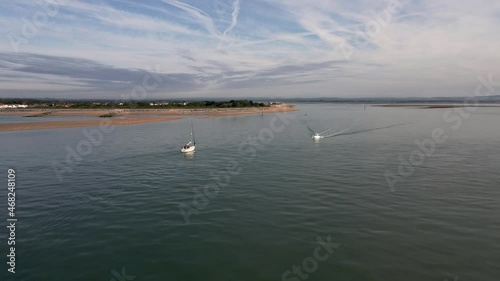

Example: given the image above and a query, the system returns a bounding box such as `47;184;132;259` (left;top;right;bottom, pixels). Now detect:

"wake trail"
323;123;410;138
300;119;317;135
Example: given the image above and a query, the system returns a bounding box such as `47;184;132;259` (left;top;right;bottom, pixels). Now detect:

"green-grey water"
1;104;499;281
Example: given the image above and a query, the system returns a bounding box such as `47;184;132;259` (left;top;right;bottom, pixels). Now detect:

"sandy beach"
0;104;297;132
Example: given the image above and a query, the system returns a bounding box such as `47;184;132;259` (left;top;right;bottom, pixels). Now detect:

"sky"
0;0;499;99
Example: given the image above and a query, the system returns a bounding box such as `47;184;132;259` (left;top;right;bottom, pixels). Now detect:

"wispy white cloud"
162;0;220;38
223;0;240;36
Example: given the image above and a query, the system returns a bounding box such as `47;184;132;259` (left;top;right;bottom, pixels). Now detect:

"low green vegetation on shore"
0;99;270;109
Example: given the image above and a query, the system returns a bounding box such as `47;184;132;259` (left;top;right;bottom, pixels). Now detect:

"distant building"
0;104;28;109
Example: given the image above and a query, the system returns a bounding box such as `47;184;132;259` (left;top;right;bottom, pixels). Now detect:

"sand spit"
0;104;297;132
0;104;296;116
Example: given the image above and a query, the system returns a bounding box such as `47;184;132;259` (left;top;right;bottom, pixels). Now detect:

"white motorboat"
307;127;331;140
312;133;324;140
307;125;350;140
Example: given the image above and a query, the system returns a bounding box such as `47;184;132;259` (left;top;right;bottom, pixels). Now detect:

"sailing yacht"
181;119;196;153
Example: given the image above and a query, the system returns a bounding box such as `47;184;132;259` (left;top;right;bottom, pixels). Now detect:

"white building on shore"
0;104;28;109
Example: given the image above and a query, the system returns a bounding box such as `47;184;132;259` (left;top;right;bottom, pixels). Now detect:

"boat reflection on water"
182;151;196;159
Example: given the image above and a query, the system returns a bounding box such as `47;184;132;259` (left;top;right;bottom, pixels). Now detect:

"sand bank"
0;104;297;132
0;104;296;117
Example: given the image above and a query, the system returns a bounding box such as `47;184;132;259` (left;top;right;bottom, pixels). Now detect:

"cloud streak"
223;0;240;36
162;0;220;38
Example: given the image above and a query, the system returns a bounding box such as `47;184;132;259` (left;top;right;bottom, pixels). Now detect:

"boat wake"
323;123;409;138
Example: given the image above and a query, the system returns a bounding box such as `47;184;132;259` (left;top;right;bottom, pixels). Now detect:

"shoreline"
0;104;297;132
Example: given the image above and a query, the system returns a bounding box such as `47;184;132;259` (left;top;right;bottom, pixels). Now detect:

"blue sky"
0;0;499;99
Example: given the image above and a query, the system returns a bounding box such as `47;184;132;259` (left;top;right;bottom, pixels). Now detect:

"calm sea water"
1;104;499;281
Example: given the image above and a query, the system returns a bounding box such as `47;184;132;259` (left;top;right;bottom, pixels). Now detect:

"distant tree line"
0;99;269;109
